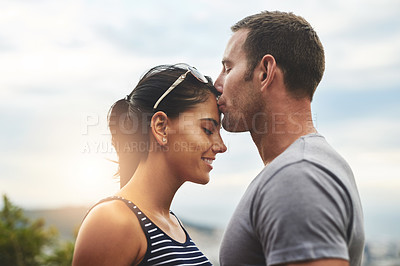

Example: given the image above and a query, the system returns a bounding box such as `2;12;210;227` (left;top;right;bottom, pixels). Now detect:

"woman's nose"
213;136;227;154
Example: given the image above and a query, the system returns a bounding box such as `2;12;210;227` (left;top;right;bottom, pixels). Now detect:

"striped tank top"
95;196;212;266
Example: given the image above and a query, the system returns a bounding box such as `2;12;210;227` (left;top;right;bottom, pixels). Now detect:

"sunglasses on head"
153;64;209;110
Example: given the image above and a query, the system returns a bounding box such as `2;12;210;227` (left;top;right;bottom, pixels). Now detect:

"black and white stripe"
106;196;212;266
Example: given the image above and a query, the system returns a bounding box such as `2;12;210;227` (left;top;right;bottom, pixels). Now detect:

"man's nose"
214;73;224;93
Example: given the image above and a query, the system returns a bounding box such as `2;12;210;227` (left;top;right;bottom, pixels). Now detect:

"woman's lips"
201;157;214;170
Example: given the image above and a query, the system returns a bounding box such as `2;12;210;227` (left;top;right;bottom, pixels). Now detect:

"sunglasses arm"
153;70;190;109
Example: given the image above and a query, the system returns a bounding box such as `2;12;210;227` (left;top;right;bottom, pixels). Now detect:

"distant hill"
24;206;89;241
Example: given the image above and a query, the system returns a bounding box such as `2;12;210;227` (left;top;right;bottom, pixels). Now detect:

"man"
215;11;364;266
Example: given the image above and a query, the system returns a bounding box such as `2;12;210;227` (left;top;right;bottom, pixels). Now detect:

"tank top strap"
169;210;191;236
82;196;144;223
97;196;152;233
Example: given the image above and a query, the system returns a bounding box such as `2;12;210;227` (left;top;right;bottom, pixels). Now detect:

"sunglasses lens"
188;66;208;83
153;64;209;109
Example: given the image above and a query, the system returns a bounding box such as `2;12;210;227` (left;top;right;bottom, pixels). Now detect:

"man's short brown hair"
232;11;325;100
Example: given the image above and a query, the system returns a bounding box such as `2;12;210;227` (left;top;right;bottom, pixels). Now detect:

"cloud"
314;0;400;90
0;1;399;242
312;87;400;125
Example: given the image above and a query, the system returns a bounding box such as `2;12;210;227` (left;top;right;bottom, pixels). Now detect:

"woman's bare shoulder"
73;200;147;266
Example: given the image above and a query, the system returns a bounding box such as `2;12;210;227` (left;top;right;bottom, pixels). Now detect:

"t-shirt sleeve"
251;161;352;265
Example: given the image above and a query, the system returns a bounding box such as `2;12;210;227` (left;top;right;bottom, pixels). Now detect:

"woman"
73;64;226;265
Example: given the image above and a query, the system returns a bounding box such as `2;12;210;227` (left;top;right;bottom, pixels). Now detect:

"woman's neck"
116;154;182;217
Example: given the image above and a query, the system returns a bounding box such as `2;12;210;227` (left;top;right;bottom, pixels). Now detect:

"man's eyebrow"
222;59;232;65
200;118;219;127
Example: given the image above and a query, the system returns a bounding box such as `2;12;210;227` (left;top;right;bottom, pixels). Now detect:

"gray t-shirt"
220;133;364;266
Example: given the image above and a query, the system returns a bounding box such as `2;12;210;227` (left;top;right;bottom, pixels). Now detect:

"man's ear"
258;54;277;92
151;111;168;145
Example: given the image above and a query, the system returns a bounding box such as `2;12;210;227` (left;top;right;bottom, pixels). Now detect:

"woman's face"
166;95;227;184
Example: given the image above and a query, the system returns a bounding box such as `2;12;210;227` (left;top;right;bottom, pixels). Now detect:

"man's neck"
250;106;316;165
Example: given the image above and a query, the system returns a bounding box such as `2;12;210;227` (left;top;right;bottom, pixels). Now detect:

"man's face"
215;29;261;132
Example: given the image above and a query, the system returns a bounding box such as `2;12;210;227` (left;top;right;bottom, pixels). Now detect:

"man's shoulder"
252;133;356;196
267;133;352;179
253;133;327;177
279;132;344;165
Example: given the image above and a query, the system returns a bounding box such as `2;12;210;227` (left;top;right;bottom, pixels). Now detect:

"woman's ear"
151;111;168;146
258;54;277;92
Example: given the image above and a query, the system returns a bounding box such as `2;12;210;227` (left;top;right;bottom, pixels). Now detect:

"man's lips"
218;104;226;113
217;99;226;113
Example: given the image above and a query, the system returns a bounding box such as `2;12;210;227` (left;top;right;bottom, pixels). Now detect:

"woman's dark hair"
108;64;220;188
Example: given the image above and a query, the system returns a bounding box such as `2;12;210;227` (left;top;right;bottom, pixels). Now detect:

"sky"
1;0;400;242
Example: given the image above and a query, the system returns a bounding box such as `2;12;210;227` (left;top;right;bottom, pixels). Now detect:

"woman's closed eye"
200;118;219;136
203;128;213;135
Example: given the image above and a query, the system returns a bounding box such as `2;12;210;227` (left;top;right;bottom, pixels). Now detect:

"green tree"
0;194;74;266
42;240;75;266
